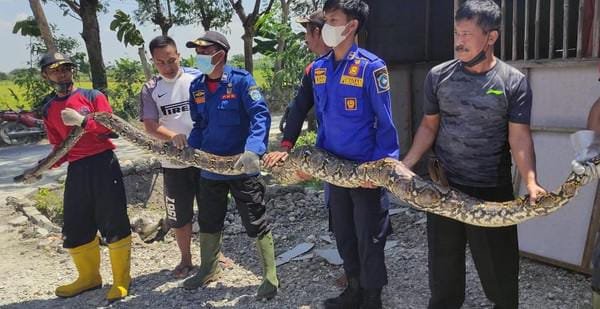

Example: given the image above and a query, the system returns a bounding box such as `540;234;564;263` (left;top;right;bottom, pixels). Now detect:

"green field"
0;66;268;111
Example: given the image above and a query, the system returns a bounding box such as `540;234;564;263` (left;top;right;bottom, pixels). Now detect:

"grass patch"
0;80;119;111
33;187;64;225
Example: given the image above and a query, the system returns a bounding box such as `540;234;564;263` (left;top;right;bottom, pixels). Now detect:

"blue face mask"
195;53;217;75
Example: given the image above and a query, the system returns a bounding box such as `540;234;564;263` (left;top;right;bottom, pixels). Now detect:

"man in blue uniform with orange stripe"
267;1;399;308
181;31;278;300
37;52;132;301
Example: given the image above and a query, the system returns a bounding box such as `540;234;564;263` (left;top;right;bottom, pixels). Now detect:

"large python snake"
15;112;600;227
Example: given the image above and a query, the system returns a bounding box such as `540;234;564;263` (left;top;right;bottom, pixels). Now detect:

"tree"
290;0;322;16
254;9;312;111
110;10;152;81
133;0;182;36
29;0;57;53
49;0;108;91
174;0;233;31
229;0;276;73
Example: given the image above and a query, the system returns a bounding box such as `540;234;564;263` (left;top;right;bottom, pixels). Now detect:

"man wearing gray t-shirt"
403;1;545;308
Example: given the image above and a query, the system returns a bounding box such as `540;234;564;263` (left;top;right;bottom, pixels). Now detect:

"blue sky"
0;0;261;73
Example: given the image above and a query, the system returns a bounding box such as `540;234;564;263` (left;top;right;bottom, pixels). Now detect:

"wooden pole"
594;0;600;57
576;0;585;58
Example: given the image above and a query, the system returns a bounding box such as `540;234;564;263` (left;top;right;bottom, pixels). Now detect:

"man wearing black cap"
181;31;278;300
264;10;329;163
37;52;132;301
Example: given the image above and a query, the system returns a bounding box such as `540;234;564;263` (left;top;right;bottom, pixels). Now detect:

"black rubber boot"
324;276;362;309
361;288;382;309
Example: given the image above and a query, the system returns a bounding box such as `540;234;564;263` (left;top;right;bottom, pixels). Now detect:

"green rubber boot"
183;232;222;289
256;231;279;300
593;290;600;309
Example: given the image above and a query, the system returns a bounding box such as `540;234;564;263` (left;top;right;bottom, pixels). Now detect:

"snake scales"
15;112;600;227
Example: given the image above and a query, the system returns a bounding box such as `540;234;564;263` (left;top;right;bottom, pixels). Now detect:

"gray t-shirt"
423;59;532;187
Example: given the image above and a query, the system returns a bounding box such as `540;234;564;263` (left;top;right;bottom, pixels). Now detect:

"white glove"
571;160;600;185
233;151;260;174
60;108;86;126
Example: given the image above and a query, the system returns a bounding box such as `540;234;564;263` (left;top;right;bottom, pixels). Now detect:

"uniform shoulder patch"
372;66;390;93
248;85;262;101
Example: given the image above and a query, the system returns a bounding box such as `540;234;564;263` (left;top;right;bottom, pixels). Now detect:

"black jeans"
427;182;519;309
197;176;269;238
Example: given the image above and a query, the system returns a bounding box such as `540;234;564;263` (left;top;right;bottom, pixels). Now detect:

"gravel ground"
0;180;592;309
0;117;593;308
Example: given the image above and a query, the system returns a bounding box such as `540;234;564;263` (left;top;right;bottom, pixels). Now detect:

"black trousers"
62;150;131;248
329;184;391;289
163;167;201;228
197;176;269;238
427;182;519;309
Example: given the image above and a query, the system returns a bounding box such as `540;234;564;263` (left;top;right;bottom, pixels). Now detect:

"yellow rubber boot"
593;290;600;309
55;237;102;297
106;235;132;301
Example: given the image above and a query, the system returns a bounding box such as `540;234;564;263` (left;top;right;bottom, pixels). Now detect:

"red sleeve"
82;92;113;134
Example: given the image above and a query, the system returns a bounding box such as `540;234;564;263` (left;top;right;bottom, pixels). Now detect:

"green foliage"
33;187;64;225
12;68;54;111
173;0;232;31
106;58;145;119
181;54;195;68
294;130;321;188
110;10;145;47
254;10;312;112
0;72;8;81
294;130;317;147
12;17;41;37
229;54;245;69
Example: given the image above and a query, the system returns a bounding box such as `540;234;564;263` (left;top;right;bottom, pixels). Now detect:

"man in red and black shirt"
39;52;131;301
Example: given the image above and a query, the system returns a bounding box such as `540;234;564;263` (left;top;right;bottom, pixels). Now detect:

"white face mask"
321;22;350;48
159;69;182;83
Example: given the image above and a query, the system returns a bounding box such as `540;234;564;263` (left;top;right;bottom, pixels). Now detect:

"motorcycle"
0;108;46;146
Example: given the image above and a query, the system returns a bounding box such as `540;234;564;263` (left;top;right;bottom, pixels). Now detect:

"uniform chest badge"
314;68;327;84
340;61;365;87
193;90;205;104
222;83;237;99
345;97;358;111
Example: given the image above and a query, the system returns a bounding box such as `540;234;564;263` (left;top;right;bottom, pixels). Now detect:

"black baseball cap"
186;31;231;52
296;10;325;29
39;52;74;70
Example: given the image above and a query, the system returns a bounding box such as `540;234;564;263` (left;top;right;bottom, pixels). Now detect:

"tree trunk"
28;0;57;53
275;0;290;71
79;0;107;91
242;28;254;73
138;47;153;81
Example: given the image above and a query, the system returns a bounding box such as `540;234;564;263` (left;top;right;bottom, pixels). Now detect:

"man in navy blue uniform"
268;1;399;308
181;31;278;300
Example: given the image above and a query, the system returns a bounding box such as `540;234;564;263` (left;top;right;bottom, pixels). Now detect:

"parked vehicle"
0;108;45;145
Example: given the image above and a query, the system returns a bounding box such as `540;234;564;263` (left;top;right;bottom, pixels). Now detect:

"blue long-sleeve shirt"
311;44;399;162
188;65;271;180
